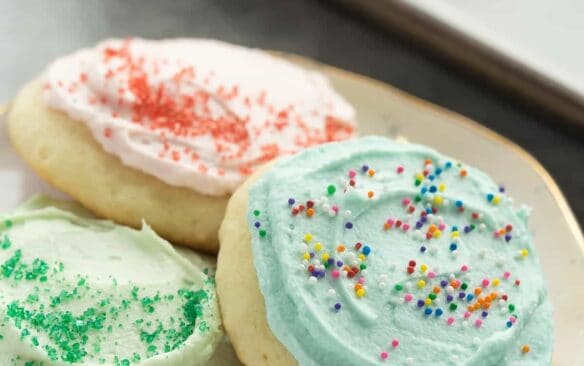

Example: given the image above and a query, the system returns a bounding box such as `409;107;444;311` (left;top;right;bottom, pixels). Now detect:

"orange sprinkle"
467;305;475;312
428;225;437;233
368;169;375;177
424;159;432;165
521;345;530;354
354;283;363;291
337;245;346;253
103;127;113;138
384;223;391;230
433;287;441;294
482;303;491;310
460;169;468;177
367;191;374;199
306;208;315;217
490;292;498;300
474;288;482;296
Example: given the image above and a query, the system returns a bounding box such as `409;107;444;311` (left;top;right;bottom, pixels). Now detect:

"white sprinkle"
446;286;455;294
379;282;387;289
322;203;330;211
379;274;388;282
406;357;414;365
473;337;481;346
308;276;317;285
344;210;352;217
328;288;336;297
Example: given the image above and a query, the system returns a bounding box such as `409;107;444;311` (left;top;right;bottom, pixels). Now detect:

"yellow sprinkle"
451;232;459;238
416;173;424;181
420;264;428;273
433;195;443;205
303;253;310;260
492;278;500;287
322;253;330;261
356;289;366;297
417;280;426;288
438;183;446;192
425;298;432;306
358;254;366;261
433;230;442;238
304;233;313;243
492;196;501;205
314;242;322;252
520;249;529;257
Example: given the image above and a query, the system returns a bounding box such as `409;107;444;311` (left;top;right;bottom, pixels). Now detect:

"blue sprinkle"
362;246;371;255
499;185;506;193
455;200;463;208
424;308;433;316
435;308;444;317
506;321;513;328
482;311;489;318
254;222;261;228
429;186;437;193
466;294;474;301
435;168;443;175
425;208;432;214
428;175;435;181
486;193;494;202
445;161;453;169
417;300;425;308
334;303;342;311
449;243;458;251
421;187;428;194
345;222;353;229
420;246;427;253
452;225;459;232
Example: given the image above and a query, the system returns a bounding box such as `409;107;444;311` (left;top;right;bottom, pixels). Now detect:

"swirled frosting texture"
43;38;356;196
249;137;553;365
0;196;221;365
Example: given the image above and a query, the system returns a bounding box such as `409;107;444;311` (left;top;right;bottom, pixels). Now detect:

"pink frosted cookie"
7;38;356;252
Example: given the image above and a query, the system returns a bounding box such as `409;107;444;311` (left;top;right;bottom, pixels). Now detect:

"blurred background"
0;0;582;224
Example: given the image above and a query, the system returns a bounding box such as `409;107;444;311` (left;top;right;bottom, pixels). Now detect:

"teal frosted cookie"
218;136;553;365
0;196;222;365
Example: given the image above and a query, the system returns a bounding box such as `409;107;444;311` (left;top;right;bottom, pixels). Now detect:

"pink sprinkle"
391;339;399;348
387;218;395;226
380;351;389;360
510;316;517;324
493;231;500;237
427;271;436;279
464;312;471;319
482;279;490;287
503;271;511;279
460;265;469;272
331;270;340;279
358;277;366;284
348;170;356;178
404;293;413;302
438;223;446;230
475;319;483;328
447;317;455;325
396;165;404;174
402;198;411;206
402;224;410;232
332;205;339;213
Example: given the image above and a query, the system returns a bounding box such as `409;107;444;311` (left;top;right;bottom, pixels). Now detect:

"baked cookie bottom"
216;164;296;366
7;78;228;253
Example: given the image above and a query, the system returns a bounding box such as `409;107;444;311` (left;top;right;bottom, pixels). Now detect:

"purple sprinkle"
336;261;344;267
505;234;512;242
499;185;505;193
362;165;369;172
334;303;342;310
288;198;295;205
417;300;425;308
345;222;353;229
327;258;335;265
421;217;427;223
440;280;448;287
482;311;489;318
464;226;472;233
310;252;315;258
446;295;454;302
459;292;466;299
416;221;423;229
254;222;261;228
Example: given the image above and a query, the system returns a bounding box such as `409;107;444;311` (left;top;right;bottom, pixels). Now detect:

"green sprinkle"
508;304;515;312
4;220;13;228
359;264;366;270
428;293;437;300
327;185;336;195
253;209;260;217
394;284;404;291
1;235;11;250
259;230;267;238
461;283;468;290
449;303;458;311
414;195;422;202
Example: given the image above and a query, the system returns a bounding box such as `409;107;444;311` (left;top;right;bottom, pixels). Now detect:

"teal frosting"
249;136;553;365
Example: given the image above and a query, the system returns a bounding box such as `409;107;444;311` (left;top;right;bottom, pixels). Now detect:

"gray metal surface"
1;0;582;224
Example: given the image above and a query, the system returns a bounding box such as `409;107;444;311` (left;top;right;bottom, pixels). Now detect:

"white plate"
2;54;583;365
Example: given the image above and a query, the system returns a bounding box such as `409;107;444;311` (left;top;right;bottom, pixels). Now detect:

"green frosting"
0;196;221;365
249;137;553;365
